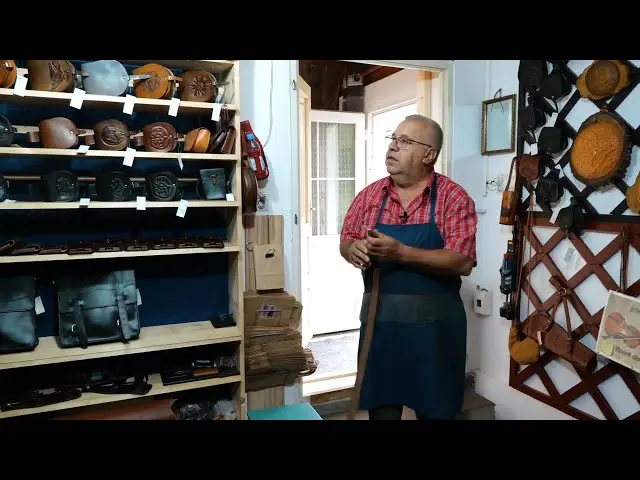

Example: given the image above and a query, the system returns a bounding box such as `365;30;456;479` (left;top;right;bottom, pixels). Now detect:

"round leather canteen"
81;60;129;97
94;119;131;151
132;63;180;100
625;174;640;213
0;60;17;88
96;171;133;202
142;122;177;152
41;170;80;202
146;171;181;201
570;111;632;187
0;115;16;147
241;163;258;214
26;60;76;92
37;117;81;149
577;60;630;100
178;69;216;103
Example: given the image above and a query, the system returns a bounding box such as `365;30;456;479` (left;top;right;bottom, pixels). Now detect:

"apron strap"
428;173;438;224
376;194;388;224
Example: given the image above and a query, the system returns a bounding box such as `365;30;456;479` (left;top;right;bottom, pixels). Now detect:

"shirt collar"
382;172;437;197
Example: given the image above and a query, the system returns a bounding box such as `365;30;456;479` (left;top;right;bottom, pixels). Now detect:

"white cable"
262;60;274;148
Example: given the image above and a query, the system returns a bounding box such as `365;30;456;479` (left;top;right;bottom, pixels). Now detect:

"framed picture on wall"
481;93;516;156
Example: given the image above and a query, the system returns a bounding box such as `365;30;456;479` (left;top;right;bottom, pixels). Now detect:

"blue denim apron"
358;176;467;419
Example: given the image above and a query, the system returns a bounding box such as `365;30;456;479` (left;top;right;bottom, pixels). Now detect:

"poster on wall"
596;291;640;374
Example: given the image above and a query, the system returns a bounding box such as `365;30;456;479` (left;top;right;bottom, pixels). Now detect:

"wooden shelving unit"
0;59;246;420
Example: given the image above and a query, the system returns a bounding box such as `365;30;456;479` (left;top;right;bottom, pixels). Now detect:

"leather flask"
138;122;178;153
26;60;76;92
94;119;133;151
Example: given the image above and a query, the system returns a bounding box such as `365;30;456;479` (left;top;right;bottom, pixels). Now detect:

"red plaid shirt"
340;173;478;264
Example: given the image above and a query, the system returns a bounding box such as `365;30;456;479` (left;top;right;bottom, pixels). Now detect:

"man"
339;114;477;421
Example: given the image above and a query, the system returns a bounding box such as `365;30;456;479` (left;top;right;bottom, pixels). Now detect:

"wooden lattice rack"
511;60;640;420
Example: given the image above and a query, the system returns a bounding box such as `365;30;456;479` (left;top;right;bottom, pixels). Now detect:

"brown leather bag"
93;119;136;151
522;276;597;373
518;154;543;181
184;127;211;153
132;63;182;100
26;60;76;92
0;60;17;88
499;157;520;225
241;162;258;214
178;69;216;102
27;117;94;149
136;122;178;152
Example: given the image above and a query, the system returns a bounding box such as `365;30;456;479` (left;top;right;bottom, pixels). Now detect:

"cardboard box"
244;291;302;328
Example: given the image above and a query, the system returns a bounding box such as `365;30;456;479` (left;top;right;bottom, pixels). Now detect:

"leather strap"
10;243;41;255
72;300;89;349
0;388;82;412
88;375;151;396
0;239;16;254
348;267;380;420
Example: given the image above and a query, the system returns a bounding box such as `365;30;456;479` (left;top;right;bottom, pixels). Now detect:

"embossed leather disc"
570;111;631;187
577;60;630;100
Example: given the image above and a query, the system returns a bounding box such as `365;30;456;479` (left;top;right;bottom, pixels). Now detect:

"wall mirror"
481;93;516;155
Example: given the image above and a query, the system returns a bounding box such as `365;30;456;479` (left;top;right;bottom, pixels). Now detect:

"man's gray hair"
405;114;443;158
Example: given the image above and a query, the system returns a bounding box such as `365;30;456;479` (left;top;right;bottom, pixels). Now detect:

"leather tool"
25;60;76;92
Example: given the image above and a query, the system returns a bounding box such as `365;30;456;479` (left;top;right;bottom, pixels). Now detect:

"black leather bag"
199;168;227;200
0;276;38;354
56;270;140;349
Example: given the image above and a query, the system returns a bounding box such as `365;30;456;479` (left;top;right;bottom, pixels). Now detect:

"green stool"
248;403;322;420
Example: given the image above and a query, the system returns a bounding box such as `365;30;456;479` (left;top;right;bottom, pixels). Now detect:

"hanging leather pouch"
499;157;520;226
540;65;572;111
535;169;564;209
557;197;586;236
538;126;568;156
518;154;543;181
518;60;548;94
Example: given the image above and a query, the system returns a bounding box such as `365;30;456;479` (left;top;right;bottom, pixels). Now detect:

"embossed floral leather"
577;60;630;100
178;69;216;103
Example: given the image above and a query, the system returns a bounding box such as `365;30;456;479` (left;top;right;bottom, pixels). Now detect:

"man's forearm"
397;244;473;276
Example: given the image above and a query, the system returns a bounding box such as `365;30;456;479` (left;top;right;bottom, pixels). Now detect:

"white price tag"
176;199;188;218
177;153;183;170
77;144;90;154
226;193;235;202
211;103;222;122
35;296;45;315
123;147;136;167
123;94;136;115
79;198;90;207
13;75;27;96
70;88;86;109
136;288;143;306
168;97;180;117
136;196;146;211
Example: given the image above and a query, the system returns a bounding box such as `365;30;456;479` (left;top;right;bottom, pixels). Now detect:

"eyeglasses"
386;134;433;150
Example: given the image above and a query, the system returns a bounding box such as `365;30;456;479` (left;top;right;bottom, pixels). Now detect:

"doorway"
295;60;451;397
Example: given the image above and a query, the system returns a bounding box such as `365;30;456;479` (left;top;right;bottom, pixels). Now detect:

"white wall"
364;69;417;115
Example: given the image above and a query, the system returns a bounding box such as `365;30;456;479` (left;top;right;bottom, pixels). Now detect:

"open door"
297;75;313;348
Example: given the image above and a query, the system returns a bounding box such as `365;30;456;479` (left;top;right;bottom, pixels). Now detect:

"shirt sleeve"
443;192;478;264
340;188;367;241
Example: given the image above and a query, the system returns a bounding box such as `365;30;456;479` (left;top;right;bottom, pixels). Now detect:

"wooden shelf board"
0;88;237;116
0;245;240;264
0;321;242;371
118;60;235;73
0;372;242;419
0;200;239;210
0;147;238;161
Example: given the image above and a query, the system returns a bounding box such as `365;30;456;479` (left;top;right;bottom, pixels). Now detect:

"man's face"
385;120;435;176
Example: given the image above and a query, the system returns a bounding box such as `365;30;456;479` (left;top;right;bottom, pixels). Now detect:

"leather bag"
95;171;133;202
178;69;216;103
93;119;135;151
28;117;94;150
241;163;258;214
499;157;520;225
132;63;182;100
146;171;181;201
0;60;17;88
184;127;211;153
80;60;130;96
56;270;140;349
199;168;226;200
0;115;16;147
41;170;80;202
535;169;564;209
0;276;38;354
518;154;543;181
518;60;548;94
26;60;76;92
136;122;178;152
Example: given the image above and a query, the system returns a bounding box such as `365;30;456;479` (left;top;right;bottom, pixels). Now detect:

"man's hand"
365;230;405;261
346;239;371;270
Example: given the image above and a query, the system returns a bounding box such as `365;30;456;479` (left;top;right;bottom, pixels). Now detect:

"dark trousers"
369;404;454;421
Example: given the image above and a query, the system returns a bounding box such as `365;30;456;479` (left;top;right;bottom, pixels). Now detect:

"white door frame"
287;60;454;401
